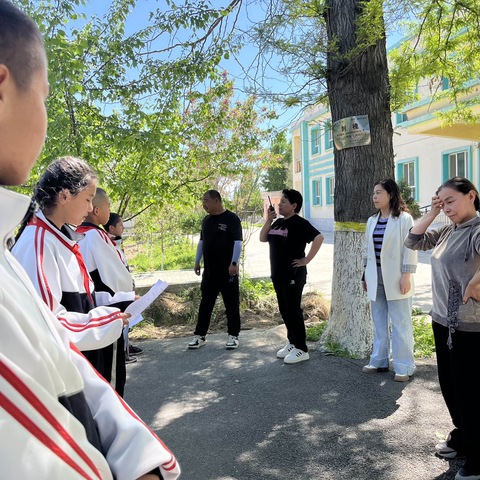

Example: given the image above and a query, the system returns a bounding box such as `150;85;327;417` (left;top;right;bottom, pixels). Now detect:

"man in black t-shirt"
188;190;243;350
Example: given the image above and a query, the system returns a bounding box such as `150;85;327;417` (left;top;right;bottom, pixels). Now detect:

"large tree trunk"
320;0;395;356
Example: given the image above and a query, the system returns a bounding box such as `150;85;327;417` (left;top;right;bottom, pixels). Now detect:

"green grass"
307;314;436;359
413;315;435;358
306;321;327;342
129;241;196;272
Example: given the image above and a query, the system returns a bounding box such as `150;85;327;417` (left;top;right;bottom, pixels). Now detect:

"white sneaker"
226;335;239;349
284;348;310;364
435;440;462;459
188;335;206;349
276;343;295;359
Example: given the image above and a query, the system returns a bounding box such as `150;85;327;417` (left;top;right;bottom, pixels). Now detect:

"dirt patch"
130;290;330;340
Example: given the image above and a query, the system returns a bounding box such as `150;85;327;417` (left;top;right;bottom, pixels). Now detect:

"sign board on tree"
333;115;371;150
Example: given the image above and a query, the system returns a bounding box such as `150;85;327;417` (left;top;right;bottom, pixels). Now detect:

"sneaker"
362;365;389;374
435;440;463;459
455;468;480;480
276;343;295;359
284;348;310;364
129;345;143;355
226;335;239;350
188;335;206;349
393;374;411;382
125;354;137;364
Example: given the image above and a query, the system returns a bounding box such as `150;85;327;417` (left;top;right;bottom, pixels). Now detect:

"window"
395;113;408;125
442;148;471;182
312;180;322;206
397;159;417;200
447;151;467;177
295;159;301;173
311;127;321;155
326;176;335;205
324;124;333;150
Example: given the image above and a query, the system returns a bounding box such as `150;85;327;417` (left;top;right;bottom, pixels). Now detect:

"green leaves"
389;0;480;123
17;0;274;223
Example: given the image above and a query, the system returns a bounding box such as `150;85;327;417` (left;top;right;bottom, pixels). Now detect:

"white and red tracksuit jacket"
12;210;125;352
77;222;135;306
0;188;180;479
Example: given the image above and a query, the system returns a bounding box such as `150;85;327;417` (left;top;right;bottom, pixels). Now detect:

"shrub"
413;315;435;358
306;321;327;342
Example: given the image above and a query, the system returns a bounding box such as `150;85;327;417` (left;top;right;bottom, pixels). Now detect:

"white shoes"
187;335;206;349
284;347;310;364
226;335;239;349
276;343;295;359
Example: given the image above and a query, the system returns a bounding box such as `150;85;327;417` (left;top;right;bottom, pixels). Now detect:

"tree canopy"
16;0;275;217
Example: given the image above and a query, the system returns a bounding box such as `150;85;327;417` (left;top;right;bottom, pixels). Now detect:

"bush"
398;179;421;219
240;277;277;310
413;315;435;358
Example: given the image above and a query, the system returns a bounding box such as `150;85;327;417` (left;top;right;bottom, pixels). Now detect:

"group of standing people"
191;178;480;480
1;2;479;479
188;188;324;365
357;176;480;480
0;3;179;477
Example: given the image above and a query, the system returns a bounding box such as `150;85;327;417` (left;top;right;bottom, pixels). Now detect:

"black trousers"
81;335;126;397
272;271;307;352
194;273;241;337
433;321;480;471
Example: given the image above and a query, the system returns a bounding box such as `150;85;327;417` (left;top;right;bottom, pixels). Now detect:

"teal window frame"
326;176;335;205
442;147;472;181
324;124;333;150
395;112;408;125
312;179;322;206
311;127;321;156
396;157;419;201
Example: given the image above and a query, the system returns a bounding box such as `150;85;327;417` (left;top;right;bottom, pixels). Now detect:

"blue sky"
81;0;405;134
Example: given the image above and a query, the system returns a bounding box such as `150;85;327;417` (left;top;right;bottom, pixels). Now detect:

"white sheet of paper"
128;314;144;328
125;279;168;320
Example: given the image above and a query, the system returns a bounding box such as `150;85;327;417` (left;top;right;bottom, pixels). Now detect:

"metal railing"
418;205;451;229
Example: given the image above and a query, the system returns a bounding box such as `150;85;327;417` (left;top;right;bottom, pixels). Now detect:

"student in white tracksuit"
0;3;180;478
13;157;132;384
361;179;417;382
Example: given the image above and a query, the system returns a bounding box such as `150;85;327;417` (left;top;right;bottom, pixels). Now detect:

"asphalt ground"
124;326;461;480
126;234;465;479
134;229;434;313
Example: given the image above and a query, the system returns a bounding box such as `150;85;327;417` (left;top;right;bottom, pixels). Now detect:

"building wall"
290;108;480;232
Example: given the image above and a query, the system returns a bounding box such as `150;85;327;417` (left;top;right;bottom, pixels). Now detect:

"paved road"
125;229;460;480
134;229;434;313
124;326;460;480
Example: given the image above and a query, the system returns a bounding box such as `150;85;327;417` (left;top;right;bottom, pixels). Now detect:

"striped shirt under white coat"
373;217;388;267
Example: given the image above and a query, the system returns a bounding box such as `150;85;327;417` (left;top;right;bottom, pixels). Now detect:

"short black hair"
282;189;303;213
105;212;122;230
204;189;222;202
0;0;45;90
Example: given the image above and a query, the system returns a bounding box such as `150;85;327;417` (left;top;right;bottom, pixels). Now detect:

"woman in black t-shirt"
260;189;324;364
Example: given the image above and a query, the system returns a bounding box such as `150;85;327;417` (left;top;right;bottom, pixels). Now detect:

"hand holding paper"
124;279;168;327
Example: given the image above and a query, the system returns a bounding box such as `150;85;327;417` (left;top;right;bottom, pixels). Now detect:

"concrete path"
124;326;460;480
133;229;434;313
124;232;464;480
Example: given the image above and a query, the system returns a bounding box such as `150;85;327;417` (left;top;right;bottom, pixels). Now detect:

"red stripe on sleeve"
0;360;102;479
34;227;54;309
